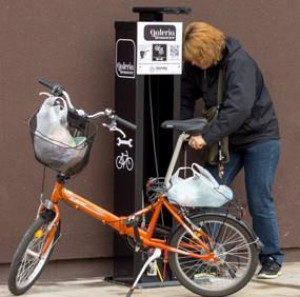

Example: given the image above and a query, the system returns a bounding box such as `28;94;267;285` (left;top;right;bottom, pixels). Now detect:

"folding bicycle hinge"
125;216;142;251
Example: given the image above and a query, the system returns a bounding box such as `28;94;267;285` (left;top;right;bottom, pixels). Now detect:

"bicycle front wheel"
125;158;134;171
8;211;60;296
168;214;258;297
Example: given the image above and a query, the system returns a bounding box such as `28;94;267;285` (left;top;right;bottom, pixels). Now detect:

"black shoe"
256;256;282;279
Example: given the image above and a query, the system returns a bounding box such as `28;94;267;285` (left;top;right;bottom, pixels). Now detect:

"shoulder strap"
201;66;225;124
206;67;224;123
217;67;224;107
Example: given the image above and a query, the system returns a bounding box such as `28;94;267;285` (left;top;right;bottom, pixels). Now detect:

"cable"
148;76;160;179
39;166;47;204
148;76;165;227
156;263;164;282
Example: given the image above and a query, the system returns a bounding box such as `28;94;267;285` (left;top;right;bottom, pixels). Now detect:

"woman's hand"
188;135;207;150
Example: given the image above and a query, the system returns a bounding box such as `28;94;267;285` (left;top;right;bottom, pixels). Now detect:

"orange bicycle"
8;79;260;297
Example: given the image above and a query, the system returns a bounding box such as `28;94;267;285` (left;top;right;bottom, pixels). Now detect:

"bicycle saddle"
161;118;208;135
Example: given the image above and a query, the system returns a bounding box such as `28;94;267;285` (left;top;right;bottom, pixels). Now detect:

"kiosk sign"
115;39;136;79
137;22;182;75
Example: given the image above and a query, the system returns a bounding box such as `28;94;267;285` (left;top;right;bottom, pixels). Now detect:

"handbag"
167;163;233;208
202;67;230;167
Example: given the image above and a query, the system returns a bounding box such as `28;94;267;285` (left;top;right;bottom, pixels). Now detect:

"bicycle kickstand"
126;248;161;297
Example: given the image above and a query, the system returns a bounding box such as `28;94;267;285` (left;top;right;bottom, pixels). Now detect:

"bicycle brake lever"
102;121;126;138
75;109;86;117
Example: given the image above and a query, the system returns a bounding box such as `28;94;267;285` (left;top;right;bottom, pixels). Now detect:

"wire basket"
29;111;97;176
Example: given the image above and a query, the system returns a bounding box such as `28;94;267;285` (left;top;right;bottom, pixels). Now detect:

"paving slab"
1;262;299;297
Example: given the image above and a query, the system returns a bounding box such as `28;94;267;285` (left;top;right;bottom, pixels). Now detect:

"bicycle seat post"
164;132;189;188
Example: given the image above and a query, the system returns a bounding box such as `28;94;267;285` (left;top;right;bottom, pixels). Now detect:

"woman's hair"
183;22;226;65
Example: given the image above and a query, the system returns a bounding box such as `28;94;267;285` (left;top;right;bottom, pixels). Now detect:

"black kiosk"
113;7;190;284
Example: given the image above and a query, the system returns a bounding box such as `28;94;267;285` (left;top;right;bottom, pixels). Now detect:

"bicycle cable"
148;75;159;179
39;166;47;204
148;75;165;227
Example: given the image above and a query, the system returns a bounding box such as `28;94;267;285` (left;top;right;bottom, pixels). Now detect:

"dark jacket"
181;37;280;150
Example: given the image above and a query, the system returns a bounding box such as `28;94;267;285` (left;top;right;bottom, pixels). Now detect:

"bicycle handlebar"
38;78;137;131
39;78;64;97
39;78;54;89
112;115;137;131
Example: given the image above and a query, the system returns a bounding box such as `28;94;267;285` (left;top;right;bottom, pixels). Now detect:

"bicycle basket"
29;109;97;177
167;163;233;208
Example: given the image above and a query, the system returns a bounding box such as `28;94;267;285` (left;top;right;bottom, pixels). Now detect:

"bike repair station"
112;7;190;285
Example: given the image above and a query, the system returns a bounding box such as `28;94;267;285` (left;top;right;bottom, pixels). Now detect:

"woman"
181;21;283;279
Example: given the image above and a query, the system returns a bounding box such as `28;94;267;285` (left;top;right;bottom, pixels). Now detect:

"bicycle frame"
36;128;219;264
40;179;217;262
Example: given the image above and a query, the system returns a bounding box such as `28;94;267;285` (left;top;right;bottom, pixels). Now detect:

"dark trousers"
205;139;284;265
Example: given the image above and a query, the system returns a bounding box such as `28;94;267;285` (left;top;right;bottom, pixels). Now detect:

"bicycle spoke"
223;253;251;261
25;249;40;258
17;249;41;285
223;241;250;254
178;257;201;264
181;260;207;278
219;228;237;245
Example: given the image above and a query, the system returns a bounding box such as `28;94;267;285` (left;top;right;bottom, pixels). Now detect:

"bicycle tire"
168;214;258;297
115;156;123;170
8;211;60;296
125;158;134;171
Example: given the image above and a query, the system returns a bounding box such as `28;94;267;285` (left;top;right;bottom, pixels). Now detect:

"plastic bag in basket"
167;163;233;207
34;96;87;172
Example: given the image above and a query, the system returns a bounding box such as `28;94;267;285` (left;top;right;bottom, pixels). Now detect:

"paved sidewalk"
1;262;300;297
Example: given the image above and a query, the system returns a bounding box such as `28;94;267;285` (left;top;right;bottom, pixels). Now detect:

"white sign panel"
137;22;182;75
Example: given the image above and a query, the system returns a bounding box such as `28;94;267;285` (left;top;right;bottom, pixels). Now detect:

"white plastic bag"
167;163;233;207
35;96;75;146
34;95;87;172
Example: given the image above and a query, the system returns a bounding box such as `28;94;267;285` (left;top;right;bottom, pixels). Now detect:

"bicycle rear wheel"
168;214;258;297
8;211;60;296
